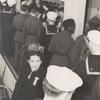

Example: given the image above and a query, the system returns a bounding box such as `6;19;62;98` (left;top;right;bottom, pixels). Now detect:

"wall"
64;0;86;39
89;0;100;18
0;55;17;99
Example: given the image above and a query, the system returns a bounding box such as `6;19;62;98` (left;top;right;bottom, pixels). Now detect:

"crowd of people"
1;0;100;100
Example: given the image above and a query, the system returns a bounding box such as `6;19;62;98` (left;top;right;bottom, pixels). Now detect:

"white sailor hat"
7;0;16;7
21;0;30;6
87;30;100;45
46;65;83;92
0;0;6;3
47;11;57;21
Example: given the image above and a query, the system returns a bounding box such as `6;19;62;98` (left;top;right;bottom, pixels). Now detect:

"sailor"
72;30;100;100
43;65;83;100
43;11;58;68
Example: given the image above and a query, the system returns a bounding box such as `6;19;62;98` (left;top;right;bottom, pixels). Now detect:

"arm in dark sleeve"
38;26;46;47
48;34;57;53
12;78;23;100
22;19;28;44
71;38;81;67
12;16;16;37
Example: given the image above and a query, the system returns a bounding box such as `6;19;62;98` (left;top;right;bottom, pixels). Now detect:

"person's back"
13;13;28;42
71;30;100;100
49;30;74;55
23;5;46;46
71;35;90;67
48;19;75;67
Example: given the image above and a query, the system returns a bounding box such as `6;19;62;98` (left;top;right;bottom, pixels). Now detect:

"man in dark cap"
48;18;75;68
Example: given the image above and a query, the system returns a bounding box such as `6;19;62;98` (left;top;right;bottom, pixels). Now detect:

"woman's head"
25;43;44;71
26;51;43;71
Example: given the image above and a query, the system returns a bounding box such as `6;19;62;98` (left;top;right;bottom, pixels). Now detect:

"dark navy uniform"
71;55;100;100
71;35;90;67
43;21;58;68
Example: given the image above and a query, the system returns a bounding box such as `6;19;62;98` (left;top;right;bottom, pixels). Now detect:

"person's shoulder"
55;31;62;36
37;66;47;78
51;31;61;40
13;12;20;19
76;35;84;41
61;30;70;35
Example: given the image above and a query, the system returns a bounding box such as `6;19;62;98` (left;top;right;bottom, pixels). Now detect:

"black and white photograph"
0;0;100;100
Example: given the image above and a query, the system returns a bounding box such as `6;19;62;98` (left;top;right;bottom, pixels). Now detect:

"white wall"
0;55;17;99
64;0;86;39
0;55;6;77
89;0;100;19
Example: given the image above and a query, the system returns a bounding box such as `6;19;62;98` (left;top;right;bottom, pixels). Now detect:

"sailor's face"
43;80;73;100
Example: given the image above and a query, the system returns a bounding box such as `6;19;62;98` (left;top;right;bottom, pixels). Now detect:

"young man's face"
28;55;42;71
43;80;74;100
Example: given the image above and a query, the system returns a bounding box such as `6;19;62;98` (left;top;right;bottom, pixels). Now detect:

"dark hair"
89;16;100;29
62;19;75;32
25;51;44;61
28;3;39;13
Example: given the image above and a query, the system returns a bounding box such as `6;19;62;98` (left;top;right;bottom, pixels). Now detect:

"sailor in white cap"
71;30;100;100
43;65;83;100
44;11;58;35
21;0;31;7
86;30;100;55
43;11;58;67
0;0;6;5
7;0;16;7
47;11;57;25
